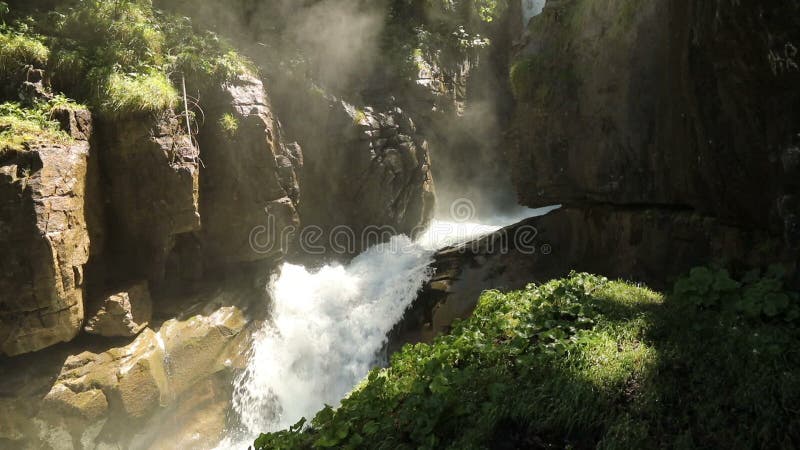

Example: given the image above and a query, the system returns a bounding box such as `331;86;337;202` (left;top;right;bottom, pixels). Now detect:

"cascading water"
522;0;547;26
216;208;557;449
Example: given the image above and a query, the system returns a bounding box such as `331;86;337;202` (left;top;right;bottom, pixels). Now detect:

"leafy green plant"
255;270;800;449
351;108;367;126
0;96;82;154
218;112;239;137
254;273;663;449
673;265;800;321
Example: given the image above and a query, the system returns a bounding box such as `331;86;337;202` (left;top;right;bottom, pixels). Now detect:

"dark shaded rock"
99;113;200;290
391;207;796;351
510;0;800;243
271;86;435;256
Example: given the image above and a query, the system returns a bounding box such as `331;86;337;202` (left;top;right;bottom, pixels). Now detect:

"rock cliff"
399;0;800;347
269;83;435;256
0;109;94;356
510;0;800;246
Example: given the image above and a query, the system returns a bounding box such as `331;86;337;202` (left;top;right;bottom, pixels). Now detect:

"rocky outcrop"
391;206;794;351
0;109;93;356
272;86;435;255
0;264;266;447
197;73;302;268
33;307;246;448
510;0;800;246
1;70;303;359
94;72;302;295
84;281;152;337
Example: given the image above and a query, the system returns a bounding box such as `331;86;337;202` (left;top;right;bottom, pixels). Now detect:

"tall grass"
98;70;178;117
0;30;48;72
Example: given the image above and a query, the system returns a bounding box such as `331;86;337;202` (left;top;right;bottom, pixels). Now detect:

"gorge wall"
398;0;800;347
510;0;800;254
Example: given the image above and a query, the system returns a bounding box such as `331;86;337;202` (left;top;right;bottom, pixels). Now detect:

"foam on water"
217;207;558;448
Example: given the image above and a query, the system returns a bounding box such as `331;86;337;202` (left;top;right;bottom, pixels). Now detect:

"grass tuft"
0;29;48;72
218;112;239;137
3;0;254;117
99;70;178;116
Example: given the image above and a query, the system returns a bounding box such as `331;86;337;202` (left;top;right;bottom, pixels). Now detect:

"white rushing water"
522;0;547;26
217;207;558;449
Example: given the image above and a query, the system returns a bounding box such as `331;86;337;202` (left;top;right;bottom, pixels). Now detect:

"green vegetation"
0;96;83;155
673;265;800;321
254;270;800;449
509;55;538;100
218;112;239;137
352;108;367;126
0;1;253;118
99;70;178;117
0;27;48;71
382;0;509;86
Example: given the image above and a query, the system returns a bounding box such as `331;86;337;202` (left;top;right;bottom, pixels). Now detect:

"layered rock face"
1;285;257;449
100;114;201;288
0;109;93;356
0;71;303;359
510;0;800;248
197;74;302;267
272;87;435;255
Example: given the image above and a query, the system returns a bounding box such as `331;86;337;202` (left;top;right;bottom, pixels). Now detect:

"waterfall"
522;0;546;26
216;210;557;449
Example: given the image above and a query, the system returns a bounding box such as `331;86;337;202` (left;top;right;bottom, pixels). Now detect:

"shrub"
673;264;800;321
2;0;253;116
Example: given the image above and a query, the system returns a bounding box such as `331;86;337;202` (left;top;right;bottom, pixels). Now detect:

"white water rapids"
216;208;557;449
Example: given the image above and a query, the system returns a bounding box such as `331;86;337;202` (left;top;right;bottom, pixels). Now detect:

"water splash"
217;235;437;448
217;209;557;448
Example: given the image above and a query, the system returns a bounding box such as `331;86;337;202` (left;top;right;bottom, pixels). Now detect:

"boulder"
84;282;152;337
0;134;92;356
35;304;249;448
